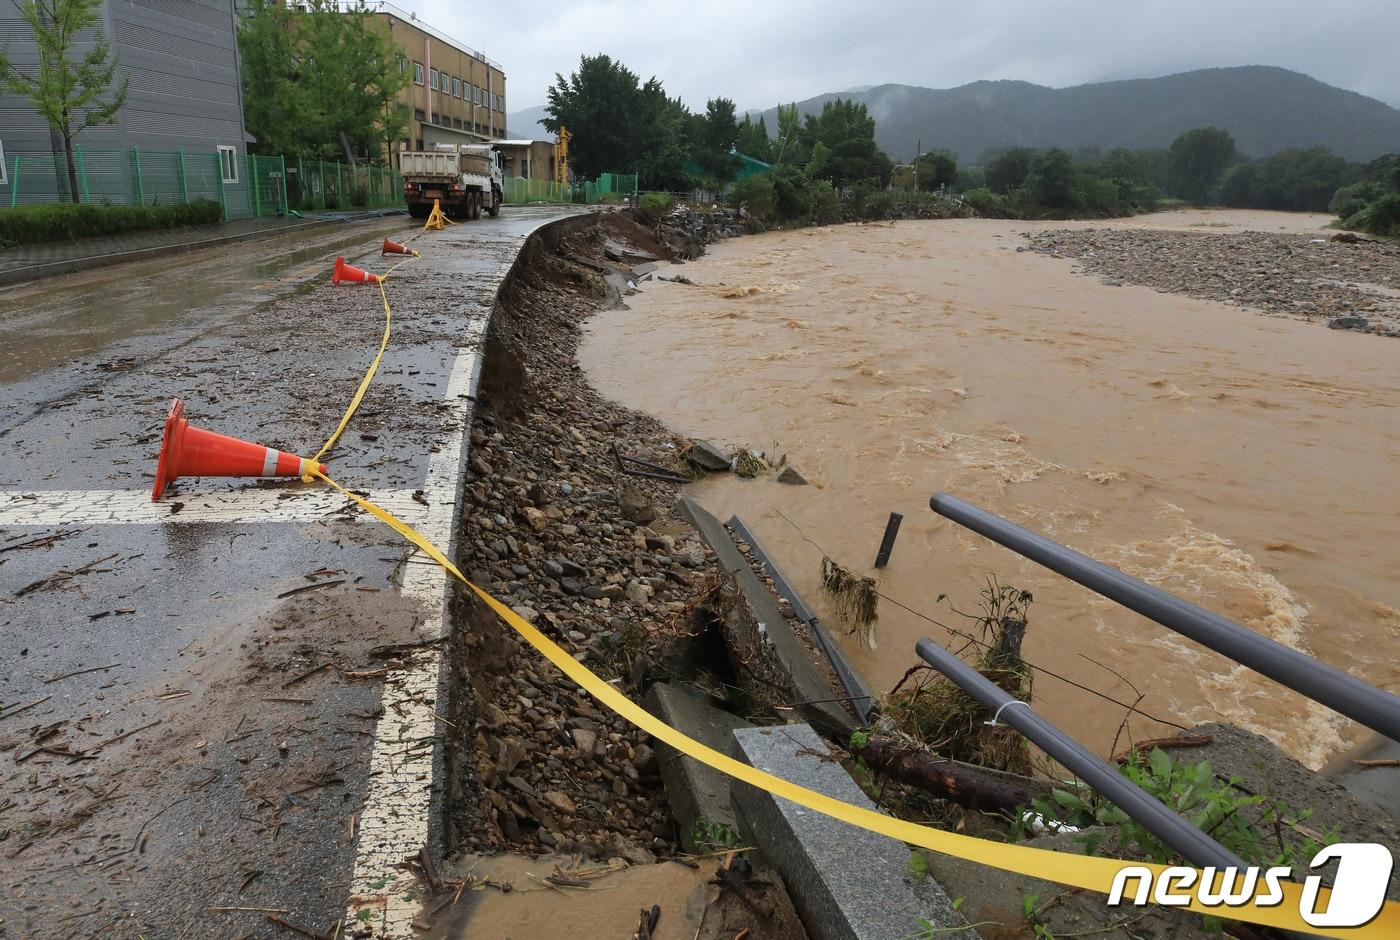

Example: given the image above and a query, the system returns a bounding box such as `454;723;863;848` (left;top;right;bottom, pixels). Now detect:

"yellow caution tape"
303;235;1399;937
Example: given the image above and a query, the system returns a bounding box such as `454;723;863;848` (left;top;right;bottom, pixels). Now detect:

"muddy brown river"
580;211;1398;768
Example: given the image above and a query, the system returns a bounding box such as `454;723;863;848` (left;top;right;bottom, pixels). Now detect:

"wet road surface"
0;206;583;938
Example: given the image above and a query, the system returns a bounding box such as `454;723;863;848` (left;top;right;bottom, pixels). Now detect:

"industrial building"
0;0;252;209
363;2;507;167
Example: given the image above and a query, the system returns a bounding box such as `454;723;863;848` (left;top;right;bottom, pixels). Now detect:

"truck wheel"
487;190;500;217
408;202;429;219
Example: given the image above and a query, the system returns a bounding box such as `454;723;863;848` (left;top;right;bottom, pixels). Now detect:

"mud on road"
0;207;580;938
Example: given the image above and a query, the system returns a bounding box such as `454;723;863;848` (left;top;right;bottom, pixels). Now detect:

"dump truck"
399;143;503;220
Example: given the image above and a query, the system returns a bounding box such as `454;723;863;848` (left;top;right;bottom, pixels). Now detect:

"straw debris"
883;578;1035;774
820;556;879;649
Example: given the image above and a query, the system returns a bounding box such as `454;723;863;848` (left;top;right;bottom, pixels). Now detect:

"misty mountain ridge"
747;67;1400;162
508;67;1400;163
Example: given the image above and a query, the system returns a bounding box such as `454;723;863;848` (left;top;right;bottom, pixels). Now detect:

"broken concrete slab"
686;440;732;472
643;682;754;852
680;497;853;736
776;466;808;485
731;724;967;940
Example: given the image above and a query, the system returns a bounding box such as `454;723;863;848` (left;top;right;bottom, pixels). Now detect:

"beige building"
365;2;506;166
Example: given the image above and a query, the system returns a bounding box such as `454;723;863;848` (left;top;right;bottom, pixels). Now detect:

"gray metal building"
1;0;253;213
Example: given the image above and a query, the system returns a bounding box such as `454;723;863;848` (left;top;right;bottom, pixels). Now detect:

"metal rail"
727;515;876;724
917;637;1248;867
930;492;1400;743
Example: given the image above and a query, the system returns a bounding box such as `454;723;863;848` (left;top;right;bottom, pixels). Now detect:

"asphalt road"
0;205;583;938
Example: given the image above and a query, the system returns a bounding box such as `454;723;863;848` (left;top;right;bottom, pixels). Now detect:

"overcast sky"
408;0;1400;115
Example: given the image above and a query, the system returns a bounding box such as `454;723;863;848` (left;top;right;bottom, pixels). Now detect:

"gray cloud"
411;0;1400;113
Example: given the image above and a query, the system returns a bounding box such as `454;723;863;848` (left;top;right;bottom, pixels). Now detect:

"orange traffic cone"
332;256;381;285
151;399;326;500
381;237;417;256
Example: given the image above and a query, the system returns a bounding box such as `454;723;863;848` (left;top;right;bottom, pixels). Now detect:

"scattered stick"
266;913;326;939
634;903;661;940
282;662;333;689
276;580;345;599
82;719;161;757
1352;758;1400;769
207;906;290;914
0;695;51;720
44;663;121;684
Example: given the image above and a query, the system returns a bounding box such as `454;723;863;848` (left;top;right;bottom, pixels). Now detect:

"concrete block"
680;497;854;736
643;682;753;852
731;724;967;940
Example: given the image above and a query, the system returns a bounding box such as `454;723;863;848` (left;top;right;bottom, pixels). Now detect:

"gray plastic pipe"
930;492;1400;744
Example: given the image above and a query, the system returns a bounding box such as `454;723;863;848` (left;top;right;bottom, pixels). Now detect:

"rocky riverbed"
1026;227;1400;335
445;211;728;862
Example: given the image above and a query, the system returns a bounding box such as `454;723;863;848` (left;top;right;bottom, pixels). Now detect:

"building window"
413;62;423;85
397;55;406;76
442;73;450;93
453;118;462;129
429;67;438;90
498;96;504;113
217;145;237;183
414;108;425;122
452;77;461;98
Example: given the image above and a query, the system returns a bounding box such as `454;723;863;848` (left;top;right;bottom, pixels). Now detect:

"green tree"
1024;148;1075;207
985;147;1035;194
542;55;691;188
1167;126;1236;202
912;149;957;191
236;0;305;156
0;0;128;203
298;0;408;162
237;0;407;162
690;97;741;183
799;98;891;187
736;114;771;163
773;102;804;165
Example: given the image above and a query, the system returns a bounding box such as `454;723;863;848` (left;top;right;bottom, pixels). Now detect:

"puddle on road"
421;854;713;940
0;220;411;384
580;212;1400;768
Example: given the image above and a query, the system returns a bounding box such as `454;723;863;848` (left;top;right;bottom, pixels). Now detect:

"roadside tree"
0;0;128;203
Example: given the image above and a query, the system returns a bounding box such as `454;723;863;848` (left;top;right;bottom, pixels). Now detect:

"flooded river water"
579;211;1398;768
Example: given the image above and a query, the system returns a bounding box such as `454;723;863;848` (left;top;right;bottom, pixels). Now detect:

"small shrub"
727;174;776;223
639;191;674;220
962;186;1014;217
1353;192;1400;236
0;199;222;246
350;187;369;208
1330;182;1381;220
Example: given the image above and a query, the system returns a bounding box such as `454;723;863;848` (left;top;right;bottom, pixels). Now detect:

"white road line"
0;487;427;526
345;299;496;936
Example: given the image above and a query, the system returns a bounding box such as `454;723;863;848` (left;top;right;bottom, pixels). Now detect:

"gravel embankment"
448;216;720;862
1026;228;1400;335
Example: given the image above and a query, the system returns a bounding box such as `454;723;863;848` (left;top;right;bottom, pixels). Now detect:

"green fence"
1;147;404;221
502;171;638;206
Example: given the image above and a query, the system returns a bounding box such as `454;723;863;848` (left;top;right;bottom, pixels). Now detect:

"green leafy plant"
690;818;740;853
0;200;223;246
1013;748;1336;866
906;850;929;882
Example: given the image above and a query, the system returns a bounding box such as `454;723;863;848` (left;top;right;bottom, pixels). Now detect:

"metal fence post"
9;156;19;207
279;155;288;215
132;146;144;205
318;161;325;210
178;149;188;203
336;162;343;204
218;158;227;220
250;155;261;217
75;145;89;203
